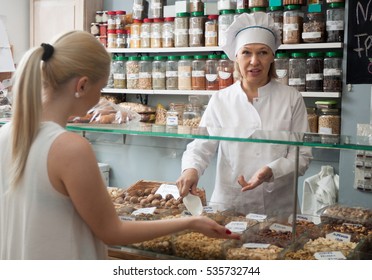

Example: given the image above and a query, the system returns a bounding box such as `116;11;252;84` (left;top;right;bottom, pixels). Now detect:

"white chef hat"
221;12;281;61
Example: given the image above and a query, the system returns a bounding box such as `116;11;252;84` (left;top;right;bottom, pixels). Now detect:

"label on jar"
324;68;342;76
189;28;203;35
113;73;126;79
127;73;139;80
326;21;344;31
302;32;322;39
141;32;150;38
179;71;192;78
166;114;179;126
218;71;232;80
274;22;283;30
289;78;305;85
306;73;323;80
276;69;288;78
192;70;205;77
283;23;299;31
205;31;217;37
163;31;173;39
152;72;165;78
166;71;178;77
206;74;218;82
319;127;332;134
175;29;189;35
139;72;152;78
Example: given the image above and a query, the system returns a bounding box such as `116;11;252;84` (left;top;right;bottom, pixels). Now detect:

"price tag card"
269;223;292;233
155;184;180;199
246;213;267;222
342;222;363;228
119;216;135;221
131;207;157;216
243;243;270;249
203;205;217;213
225;221;248;233
314;251;346;260
326;232;352;242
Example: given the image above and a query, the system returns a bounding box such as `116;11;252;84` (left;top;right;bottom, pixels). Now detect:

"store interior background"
1;0;371;209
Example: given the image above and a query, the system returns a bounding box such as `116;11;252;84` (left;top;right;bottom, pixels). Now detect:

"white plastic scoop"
182;193;203;216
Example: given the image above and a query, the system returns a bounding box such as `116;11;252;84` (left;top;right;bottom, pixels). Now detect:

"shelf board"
301;92;341;98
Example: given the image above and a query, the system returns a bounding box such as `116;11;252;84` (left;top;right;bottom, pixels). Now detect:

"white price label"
243;243;270;249
132;207;156;216
314;251;346;260
269;223;292;233
119;216;135;221
326;231;351;242
203;206;217;213
246;213;267;222
225;221;247;233
155;184;180;199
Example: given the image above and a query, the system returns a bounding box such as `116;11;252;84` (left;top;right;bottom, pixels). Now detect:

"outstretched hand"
191;216;240;240
238;166;273;192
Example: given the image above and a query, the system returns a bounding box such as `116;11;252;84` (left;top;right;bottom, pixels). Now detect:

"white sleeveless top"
0;122;107;259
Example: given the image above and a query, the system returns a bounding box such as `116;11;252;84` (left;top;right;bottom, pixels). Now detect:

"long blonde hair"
10;30;111;187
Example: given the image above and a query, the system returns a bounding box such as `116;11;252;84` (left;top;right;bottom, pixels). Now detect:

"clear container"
166;103;179;129
166;56;179;90
307;107;318;133
115;10;126;30
116;29;126;48
302;11;325;43
318;108;341;135
206;54;220;90
218;0;236;10
190;0;204;13
132;0;145;20
96;11;104;24
323;51;342;92
130;19;143;48
99;23;108;36
107;29;117;48
274;52;289;85
107;56;115;88
112;55;127;89
149;0;163;19
126;56;140;89
140;18;152;48
218;54;234;89
268;6;284;43
102;11;109;23
107;11;116;30
189;11;206;47
326;2;345;43
288;52;307;92
174;13;190;47
152;56;166;90
90;23;100;36
151;18;163;48
249;0;268;8
124;29;131;48
236;0;249;9
192;55;207;90
183;104;202;127
162;17;175;48
306;52;324;92
178;55;193;90
218;9;235;46
139;56;153;90
283;4;304;44
205;15;219;47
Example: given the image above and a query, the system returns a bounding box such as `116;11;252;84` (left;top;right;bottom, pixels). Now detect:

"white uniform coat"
182;80;312;215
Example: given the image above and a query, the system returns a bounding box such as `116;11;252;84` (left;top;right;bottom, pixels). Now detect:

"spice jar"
130;19;142;48
267;6;284;43
302;11;325;43
326;2;345;43
99;23;108;36
132;0;145;20
107;11;117;30
323;51;342;92
306;52;324;92
218;9;235;47
307;107;318;133
236;0;249;9
116;29;126;48
152;55;166;90
112;55;127;89
115;10;126;30
205;15;219;47
139;56;153;90
218;54;234;89
249;0;268;8
149;0;163;19
318;108;341;135
283;5;304;44
192;55;207;90
174;12;190;47
190;0;204;13
96;11;104;23
126;56;140;89
124;29;131;48
288;52;307;92
150;18;163;48
107;56;115;88
162;17;175;48
189;11;206;47
166;56;179;90
101;11;109;23
274;52;289;85
206;54;220;90
140;18;152;48
178;55;193;90
183;103;202;128
166;103;179;132
90;23;100;36
107;29;117;48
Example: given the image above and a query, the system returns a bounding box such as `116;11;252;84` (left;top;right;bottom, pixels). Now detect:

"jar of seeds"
283;5;303;44
139;56;153;90
323;51;342;92
126;56;140;89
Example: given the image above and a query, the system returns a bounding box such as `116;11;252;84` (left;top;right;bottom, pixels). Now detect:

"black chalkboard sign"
346;0;372;84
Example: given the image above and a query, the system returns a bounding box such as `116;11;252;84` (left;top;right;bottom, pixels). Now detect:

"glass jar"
90;23;100;36
318;108;341;135
162;17;175;48
116;29;126;48
126;56;140;89
190;0;204;13
249;0;268;8
236;0;249;9
112;55;127;89
288;52;307;92
152;56;166;90
178;55;193;90
283;4;304;44
205;15;219;47
274;52;289;85
323;51;342;92
140;18;152;48
107;11;116;30
174;13;190;47
302;11;325;43
139;56;153;90
130;19;143;48
102;11;109;23
218;54;234;89
166;56;179;90
107;29;117;48
218;0;235;10
307;107;318;133
326;2;345;43
96;11;104;24
149;0;163;19
183;104;202;127
306;52;324;92
166;103;179;130
218;9;235;46
268;6;284;43
189;11;206;47
107;56;115;88
132;0;145;20
99;23;108;36
192;55;207;90
151;18;163;48
206;54;220;90
115;10;126;30
124;29;131;48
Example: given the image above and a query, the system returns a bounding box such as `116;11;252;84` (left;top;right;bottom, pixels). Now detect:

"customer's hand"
238;166;273;192
190;216;240;240
176;168;199;197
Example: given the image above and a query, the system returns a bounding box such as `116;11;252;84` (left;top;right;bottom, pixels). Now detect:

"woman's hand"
238;166;273;192
190;216;240;240
176;168;199;197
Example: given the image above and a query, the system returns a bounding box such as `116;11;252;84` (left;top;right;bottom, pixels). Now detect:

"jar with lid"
107;11;117;30
139;56;153;90
112;55;127;89
217;0;235;10
174;13;190;47
152;56;166;90
206;54;220;90
99;23;108;36
101;11;109;23
166;103;179;132
192;55;207;90
130;19;142;48
288;52;307;92
178;55;193;90
132;0;145;20
150;18;163;48
326;2;345;43
205;15;219;47
236;0;248;9
283;0;306;4
140;18;152;48
218;10;235;46
166;56;179;90
96;11;104;23
107;29;117;48
306;52;324;92
323;51;342;92
189;11;206;47
274;52;289;85
283;5;304;44
124;29;131;48
149;0;163;19
162;17;175;48
218;54;234;89
307;107;318;133
90;23;100;36
190;0;204;13
126;56;140;89
268;6;284;43
116;29;126;48
302;11;325;43
183;104;202;128
115;10;126;30
107;56;115;88
318;108;341;135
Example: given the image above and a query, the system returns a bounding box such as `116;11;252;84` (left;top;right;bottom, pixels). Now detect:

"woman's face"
235;44;274;87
